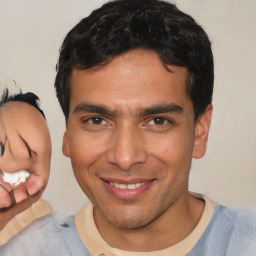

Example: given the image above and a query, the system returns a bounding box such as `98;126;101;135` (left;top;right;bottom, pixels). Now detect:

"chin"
102;206;158;230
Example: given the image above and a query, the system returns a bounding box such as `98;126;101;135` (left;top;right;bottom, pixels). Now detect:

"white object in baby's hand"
0;170;30;186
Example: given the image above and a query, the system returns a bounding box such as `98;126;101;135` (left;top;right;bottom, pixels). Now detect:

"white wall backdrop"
0;0;255;213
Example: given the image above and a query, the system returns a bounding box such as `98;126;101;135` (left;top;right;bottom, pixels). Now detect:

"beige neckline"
75;193;215;256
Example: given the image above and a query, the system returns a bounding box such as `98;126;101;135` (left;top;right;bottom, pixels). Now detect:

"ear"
62;130;70;157
192;104;213;159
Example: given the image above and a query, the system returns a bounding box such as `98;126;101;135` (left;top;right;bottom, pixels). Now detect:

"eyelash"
21;137;32;158
0;136;35;159
147;117;173;126
0;142;5;156
82;116;173;128
0;136;7;157
82;116;109;126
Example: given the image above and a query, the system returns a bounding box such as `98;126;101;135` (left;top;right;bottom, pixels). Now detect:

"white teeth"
119;184;126;189
109;182;147;190
127;184;136;189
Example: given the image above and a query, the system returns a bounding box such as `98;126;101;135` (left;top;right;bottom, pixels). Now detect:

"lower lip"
102;180;155;200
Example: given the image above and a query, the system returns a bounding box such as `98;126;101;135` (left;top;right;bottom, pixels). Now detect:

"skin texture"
63;49;212;251
0;101;51;229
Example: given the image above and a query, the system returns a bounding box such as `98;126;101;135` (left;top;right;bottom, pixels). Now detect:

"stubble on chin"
93;196;170;231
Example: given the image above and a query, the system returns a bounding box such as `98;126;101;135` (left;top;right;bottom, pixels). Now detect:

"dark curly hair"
55;0;214;123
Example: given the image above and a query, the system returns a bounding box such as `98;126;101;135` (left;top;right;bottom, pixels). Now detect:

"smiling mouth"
101;178;155;200
108;182;148;190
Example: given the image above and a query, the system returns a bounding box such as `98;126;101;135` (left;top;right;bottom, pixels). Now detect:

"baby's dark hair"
0;88;46;119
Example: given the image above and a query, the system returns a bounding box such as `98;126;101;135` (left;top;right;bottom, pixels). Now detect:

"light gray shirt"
0;204;256;255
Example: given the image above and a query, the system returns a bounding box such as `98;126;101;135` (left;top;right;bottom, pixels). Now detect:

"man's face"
0;102;51;206
63;50;211;230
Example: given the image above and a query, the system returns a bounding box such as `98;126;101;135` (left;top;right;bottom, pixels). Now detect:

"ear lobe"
192;104;213;159
62;130;70;157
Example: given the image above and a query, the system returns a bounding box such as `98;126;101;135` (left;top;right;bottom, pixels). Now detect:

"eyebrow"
72;102;183;118
138;103;183;116
73;103;118;117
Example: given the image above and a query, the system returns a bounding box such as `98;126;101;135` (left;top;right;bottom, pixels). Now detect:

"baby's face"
0;101;51;205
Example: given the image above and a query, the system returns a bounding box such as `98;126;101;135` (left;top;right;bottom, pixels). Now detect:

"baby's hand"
0;170;46;209
0;189;43;231
0;179;13;209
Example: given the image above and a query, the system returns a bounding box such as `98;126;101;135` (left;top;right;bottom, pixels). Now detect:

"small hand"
0;186;43;231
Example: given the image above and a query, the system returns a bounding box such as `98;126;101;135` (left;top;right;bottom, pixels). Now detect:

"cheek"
67;132;109;200
147;131;194;167
68;131;108;169
31;137;51;167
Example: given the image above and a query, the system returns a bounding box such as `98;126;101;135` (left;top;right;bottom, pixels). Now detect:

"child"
0;75;52;245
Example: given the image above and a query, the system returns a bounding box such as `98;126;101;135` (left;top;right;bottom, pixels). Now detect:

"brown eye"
145;117;173;131
89;117;105;125
152;117;166;126
148;117;169;126
81;116;111;131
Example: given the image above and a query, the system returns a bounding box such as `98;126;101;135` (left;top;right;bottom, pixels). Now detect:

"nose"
106;124;148;171
0;134;31;173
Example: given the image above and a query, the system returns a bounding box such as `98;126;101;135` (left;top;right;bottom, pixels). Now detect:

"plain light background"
0;0;255;213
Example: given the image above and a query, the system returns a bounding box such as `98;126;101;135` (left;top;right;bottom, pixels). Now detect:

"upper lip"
100;177;156;184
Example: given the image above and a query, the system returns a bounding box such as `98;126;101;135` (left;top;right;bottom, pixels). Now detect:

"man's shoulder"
0;212;90;256
220;205;256;240
189;204;256;256
4;212;77;240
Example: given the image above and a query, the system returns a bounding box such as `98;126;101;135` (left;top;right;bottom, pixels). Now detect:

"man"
1;0;256;255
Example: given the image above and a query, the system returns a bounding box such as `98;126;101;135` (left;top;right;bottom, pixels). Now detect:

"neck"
94;192;205;252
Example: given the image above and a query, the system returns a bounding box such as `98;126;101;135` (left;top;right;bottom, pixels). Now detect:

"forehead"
0;101;39;123
0;101;47;137
0;101;50;153
69;50;191;114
